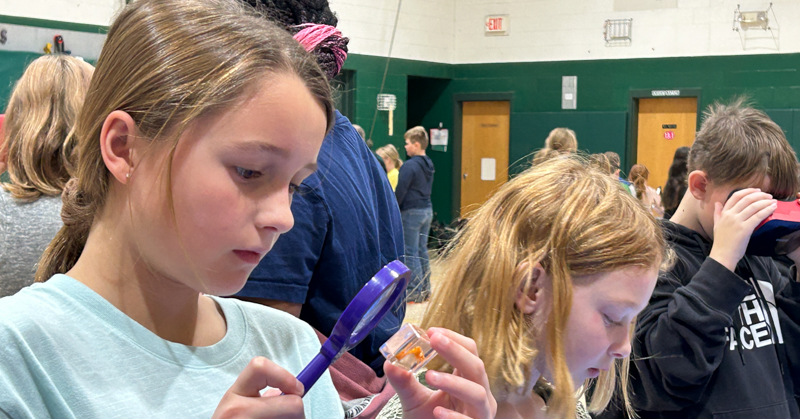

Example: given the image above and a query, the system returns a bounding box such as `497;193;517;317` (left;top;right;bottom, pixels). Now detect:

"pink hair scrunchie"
293;24;347;77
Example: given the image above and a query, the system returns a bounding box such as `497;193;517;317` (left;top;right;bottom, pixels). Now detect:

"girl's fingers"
246;395;305;418
433;406;475;419
426;371;492;418
427;327;479;356
428;332;489;390
384;360;430;411
229;357;304;398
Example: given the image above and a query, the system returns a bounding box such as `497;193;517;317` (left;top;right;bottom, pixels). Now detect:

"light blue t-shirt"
0;275;344;419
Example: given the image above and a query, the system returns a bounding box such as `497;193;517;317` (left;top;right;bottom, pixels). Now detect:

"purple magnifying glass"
295;260;410;395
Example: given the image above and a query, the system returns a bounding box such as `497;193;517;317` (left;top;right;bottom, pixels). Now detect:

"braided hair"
247;0;348;79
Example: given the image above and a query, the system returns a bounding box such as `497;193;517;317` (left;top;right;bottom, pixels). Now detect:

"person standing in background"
376;144;403;191
629;164;664;217
662;146;691;219
605;151;636;196
532;127;577;165
352;123;373;147
1;55;94;297
396;126;435;303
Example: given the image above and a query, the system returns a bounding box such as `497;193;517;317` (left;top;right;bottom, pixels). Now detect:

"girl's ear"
687;170;709;200
100;110;139;184
515;262;550;315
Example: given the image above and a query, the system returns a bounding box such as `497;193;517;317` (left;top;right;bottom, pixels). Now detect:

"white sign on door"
481;158;496;181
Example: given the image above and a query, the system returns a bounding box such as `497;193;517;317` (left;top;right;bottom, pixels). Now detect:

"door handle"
463;173;468;179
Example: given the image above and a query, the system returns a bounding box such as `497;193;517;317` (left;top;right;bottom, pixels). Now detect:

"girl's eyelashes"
233;166;302;195
603;313;624;327
234;166;262;180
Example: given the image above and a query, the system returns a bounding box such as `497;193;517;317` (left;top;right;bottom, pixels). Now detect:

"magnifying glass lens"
351;281;398;339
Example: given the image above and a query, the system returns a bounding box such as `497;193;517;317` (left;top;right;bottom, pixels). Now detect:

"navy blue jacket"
395;155;434;211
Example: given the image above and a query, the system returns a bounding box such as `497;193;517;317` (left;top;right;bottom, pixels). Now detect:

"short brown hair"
404;126;428;149
588;153;612;175
689;98;800;199
604;151;621;172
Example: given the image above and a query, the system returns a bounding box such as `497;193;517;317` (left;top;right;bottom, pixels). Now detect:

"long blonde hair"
532;127;577;165
376;144;403;169
421;156;666;418
2;55;93;201
36;0;334;282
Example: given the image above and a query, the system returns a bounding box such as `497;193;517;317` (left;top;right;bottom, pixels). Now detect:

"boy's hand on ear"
709;188;776;272
385;327;497;419
212;356;305;419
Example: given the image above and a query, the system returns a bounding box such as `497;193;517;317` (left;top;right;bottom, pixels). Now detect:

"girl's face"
382;156;394;171
560;266;658;386
128;74;327;296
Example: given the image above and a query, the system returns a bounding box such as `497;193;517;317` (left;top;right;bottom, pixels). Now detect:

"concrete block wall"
329;0;455;63
331;0;800;64
454;0;800;64
3;0;800;64
1;0;121;27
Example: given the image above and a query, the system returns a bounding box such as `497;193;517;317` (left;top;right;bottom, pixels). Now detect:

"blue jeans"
401;207;433;302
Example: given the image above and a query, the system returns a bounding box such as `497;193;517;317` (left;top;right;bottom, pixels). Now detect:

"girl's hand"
385;327;497;419
212;357;305;419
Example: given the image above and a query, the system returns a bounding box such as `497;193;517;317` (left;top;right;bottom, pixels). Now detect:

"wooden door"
460;101;510;217
637;98;697;190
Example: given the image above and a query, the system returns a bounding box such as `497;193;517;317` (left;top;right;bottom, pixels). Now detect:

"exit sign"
485;15;509;36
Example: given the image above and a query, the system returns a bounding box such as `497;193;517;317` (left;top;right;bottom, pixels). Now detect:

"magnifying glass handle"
295;353;330;397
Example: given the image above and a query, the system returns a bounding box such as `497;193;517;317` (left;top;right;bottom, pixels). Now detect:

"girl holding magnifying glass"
420;156;669;419
0;1;495;418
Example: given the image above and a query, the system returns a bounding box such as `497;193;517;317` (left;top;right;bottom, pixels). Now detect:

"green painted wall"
0;51;42;110
1;51;42;184
3;46;800;223
340;55;455;222
341;52;800;223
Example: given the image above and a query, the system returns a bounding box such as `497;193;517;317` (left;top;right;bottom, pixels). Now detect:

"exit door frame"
452;92;514;220
626;88;702;171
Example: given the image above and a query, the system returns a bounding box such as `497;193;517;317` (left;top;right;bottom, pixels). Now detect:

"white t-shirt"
0;274;344;419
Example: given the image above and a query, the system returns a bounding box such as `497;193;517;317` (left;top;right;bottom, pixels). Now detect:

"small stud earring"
126;172;131;179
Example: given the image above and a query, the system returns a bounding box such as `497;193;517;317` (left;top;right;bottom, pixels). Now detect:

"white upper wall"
454;0;800;64
331;0;800;64
329;0;456;63
0;0;121;27
4;0;799;64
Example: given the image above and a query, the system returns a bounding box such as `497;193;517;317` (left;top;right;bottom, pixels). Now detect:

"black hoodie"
620;221;800;419
395;155;434;211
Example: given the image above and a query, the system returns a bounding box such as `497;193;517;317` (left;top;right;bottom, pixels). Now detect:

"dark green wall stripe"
0;14;108;34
